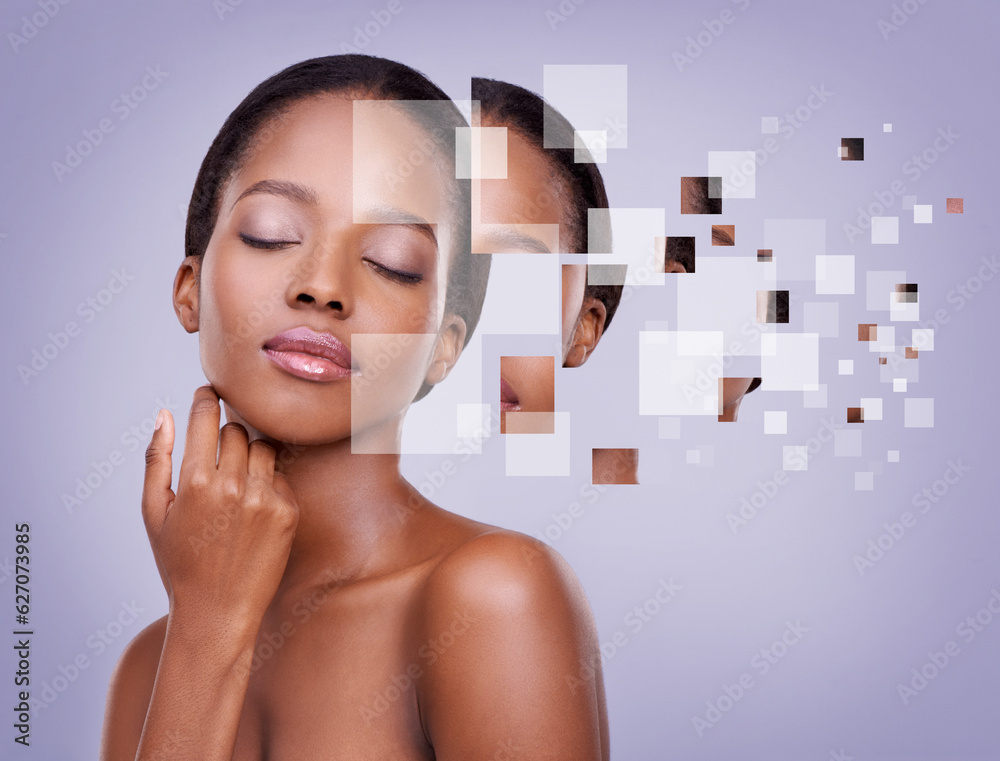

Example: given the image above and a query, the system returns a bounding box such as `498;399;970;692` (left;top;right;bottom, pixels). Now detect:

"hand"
141;384;299;633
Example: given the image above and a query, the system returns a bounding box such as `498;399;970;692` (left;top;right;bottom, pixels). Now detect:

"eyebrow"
360;204;438;247
231;179;319;210
230;181;438;247
478;226;552;254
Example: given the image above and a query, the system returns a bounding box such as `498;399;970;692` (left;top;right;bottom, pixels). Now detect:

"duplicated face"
472;125;603;413
175;95;462;449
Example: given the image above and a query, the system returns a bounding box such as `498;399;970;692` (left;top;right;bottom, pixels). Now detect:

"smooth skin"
100;95;609;761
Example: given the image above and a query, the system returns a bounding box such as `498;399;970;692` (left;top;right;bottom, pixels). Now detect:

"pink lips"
263;326;355;383
500;376;520;412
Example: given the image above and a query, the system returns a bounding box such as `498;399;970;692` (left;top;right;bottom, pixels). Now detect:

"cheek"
198;252;276;378
350;332;437;416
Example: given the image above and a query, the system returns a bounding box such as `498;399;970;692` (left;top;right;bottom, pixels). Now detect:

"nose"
285;240;353;316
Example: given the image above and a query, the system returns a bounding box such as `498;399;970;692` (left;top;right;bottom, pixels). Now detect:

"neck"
224;404;418;596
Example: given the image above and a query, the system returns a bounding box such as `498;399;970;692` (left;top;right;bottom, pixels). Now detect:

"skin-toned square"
664;236;695;273
847;407;864;423
879;357;887;364
592;448;639;484
681;176;722;214
858;323;877;341
712;225;735;246
500;356;555;434
947;197;964;213
905;347;918;359
841;137;864;161
756;290;789;323
757;249;773;262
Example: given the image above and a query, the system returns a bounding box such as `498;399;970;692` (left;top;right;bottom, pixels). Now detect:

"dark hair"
471;77;622;331
185;55;491;400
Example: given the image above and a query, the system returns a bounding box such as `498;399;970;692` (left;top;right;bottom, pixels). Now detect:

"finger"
178;385;222;484
142;408;176;534
271;471;298;513
218;422;250;476
247;438;277;481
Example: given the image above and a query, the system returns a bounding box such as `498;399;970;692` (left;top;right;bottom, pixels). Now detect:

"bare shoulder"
99;614;167;761
414;528;608;759
420;528;591;619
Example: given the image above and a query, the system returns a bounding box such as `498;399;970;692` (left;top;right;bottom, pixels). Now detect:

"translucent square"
658;417;681;439
760;333;819;391
904;398;934;428
855;472;874;490
872;216;899;244
783;446;808;471
764;411;787;435
839;359;854;375
835;429;862;457
913;205;933;224
803;384;828;408
639;331;723;416
893;378;907;392
709;151;756;199
803;302;839;338
815;255;855;294
870;325;896;353
887;450;900;462
575;129;607;163
890;295;920;322
457;403;491;439
883;123;892;132
505;412;571;476
543;65;628;150
588;208;665;284
902;195;916;211
861;397;883;421
477;253;560;335
762;116;779;133
686;449;701;465
912;328;934;351
455;126;507;179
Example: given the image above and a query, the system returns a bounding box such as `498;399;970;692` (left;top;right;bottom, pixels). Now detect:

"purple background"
2;0;997;758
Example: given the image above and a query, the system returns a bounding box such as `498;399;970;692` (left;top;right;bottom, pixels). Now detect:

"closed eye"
364;258;423;285
239;233;297;250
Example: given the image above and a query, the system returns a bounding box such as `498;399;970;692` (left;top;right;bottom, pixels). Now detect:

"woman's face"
178;95;461;449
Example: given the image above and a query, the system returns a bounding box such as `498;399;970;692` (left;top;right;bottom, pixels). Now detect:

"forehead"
475;127;571;253
227;94;452;229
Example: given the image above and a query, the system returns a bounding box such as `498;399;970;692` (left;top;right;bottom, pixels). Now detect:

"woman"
100;55;609;760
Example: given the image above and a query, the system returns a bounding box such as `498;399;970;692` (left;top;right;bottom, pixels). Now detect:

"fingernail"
154;409;164;431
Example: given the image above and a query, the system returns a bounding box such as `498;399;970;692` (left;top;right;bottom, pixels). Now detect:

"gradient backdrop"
2;1;997;759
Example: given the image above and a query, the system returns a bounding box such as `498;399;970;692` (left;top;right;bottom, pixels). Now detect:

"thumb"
142;408;176;536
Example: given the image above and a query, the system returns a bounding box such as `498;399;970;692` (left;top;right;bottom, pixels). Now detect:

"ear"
424;313;468;386
563;294;607;368
173;256;201;334
664;258;687;274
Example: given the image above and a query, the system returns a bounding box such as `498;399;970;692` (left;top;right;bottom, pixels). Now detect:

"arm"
417;531;609;760
100;385;299;761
